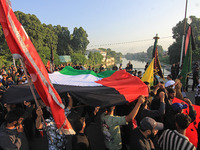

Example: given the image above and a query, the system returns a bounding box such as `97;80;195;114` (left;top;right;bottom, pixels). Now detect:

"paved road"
185;78;197;104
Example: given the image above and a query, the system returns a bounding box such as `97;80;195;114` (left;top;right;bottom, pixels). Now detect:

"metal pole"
19;58;53;142
13;55;16;67
50;45;54;72
179;0;188;67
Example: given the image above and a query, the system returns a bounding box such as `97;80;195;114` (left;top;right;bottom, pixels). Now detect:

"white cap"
165;80;175;88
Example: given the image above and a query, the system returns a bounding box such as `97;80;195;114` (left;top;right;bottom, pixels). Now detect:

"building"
86;49;115;66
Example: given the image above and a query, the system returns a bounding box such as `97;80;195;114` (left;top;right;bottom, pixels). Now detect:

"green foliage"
0;11;90;67
193;47;200;61
99;48;122;64
71;27;89;54
55;25;71;55
169;16;200;64
159;56;170;64
124;52;148;61
88;52;103;66
71;53;87;65
168;40;182;64
147;45;163;58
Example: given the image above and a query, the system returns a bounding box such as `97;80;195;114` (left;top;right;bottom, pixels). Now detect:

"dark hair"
5;108;25;124
167;74;172;79
167;87;175;94
160;81;164;84
175;113;191;130
144;81;150;85
73;117;85;133
156;88;165;96
177;75;182;79
105;106;115;113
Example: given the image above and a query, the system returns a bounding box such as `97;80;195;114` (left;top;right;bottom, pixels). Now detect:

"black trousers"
192;79;199;91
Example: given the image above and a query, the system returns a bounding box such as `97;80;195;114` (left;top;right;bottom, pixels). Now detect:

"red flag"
0;0;75;134
184;26;191;56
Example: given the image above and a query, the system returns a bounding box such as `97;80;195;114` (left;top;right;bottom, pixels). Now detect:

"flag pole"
153;34;159;58
50;44;54;73
179;0;188;67
19;58;53;142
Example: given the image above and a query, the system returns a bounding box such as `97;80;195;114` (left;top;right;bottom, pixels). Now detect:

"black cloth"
99;66;104;72
1;79;8;88
175;64;179;77
112;66;118;71
129;64;133;70
164;102;196;130
136;102;165;126
0;123;29;150
144;64;149;71
72;133;90;150
7;73;12;78
171;66;176;80
130;128;154;150
192;70;199;91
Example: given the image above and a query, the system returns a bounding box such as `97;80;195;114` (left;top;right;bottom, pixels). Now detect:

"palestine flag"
2;67;148;107
49;66;149;107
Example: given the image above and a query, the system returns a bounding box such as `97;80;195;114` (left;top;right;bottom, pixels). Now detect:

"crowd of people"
0;61;199;150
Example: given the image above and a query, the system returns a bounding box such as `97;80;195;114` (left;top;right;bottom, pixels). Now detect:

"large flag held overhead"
49;66;149;107
0;0;75;134
141;58;154;86
180;25;195;88
2;66;149;107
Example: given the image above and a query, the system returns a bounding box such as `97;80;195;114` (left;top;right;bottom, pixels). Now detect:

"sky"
11;0;200;54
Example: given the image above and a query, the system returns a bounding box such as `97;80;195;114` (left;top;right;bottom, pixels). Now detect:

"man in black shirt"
72;117;90;150
130;117;163;150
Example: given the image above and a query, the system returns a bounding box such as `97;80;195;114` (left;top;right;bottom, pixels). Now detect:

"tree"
71;53;87;65
88;52;103;66
147;45;163;58
99;48;122;64
71;27;89;54
15;11;44;50
168;16;200;63
124;52;147;61
55;25;72;55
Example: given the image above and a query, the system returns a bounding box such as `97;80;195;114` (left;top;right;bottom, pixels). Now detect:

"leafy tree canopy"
169;16;200;64
88;52;103;66
71;53;87;65
147;45;163;58
71;27;89;54
0;11;90;66
99;48;122;64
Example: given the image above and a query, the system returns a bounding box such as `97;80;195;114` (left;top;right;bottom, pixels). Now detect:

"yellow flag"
141;58;154;86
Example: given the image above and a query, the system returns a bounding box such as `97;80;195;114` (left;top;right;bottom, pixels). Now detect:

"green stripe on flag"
59;66;116;78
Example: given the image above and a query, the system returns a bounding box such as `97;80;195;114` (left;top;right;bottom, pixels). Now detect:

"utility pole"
179;0;188;67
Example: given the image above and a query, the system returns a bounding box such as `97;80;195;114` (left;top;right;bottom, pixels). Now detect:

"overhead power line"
88;36;173;48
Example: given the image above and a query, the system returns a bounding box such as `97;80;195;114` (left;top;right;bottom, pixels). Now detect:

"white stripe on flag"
49;72;103;86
